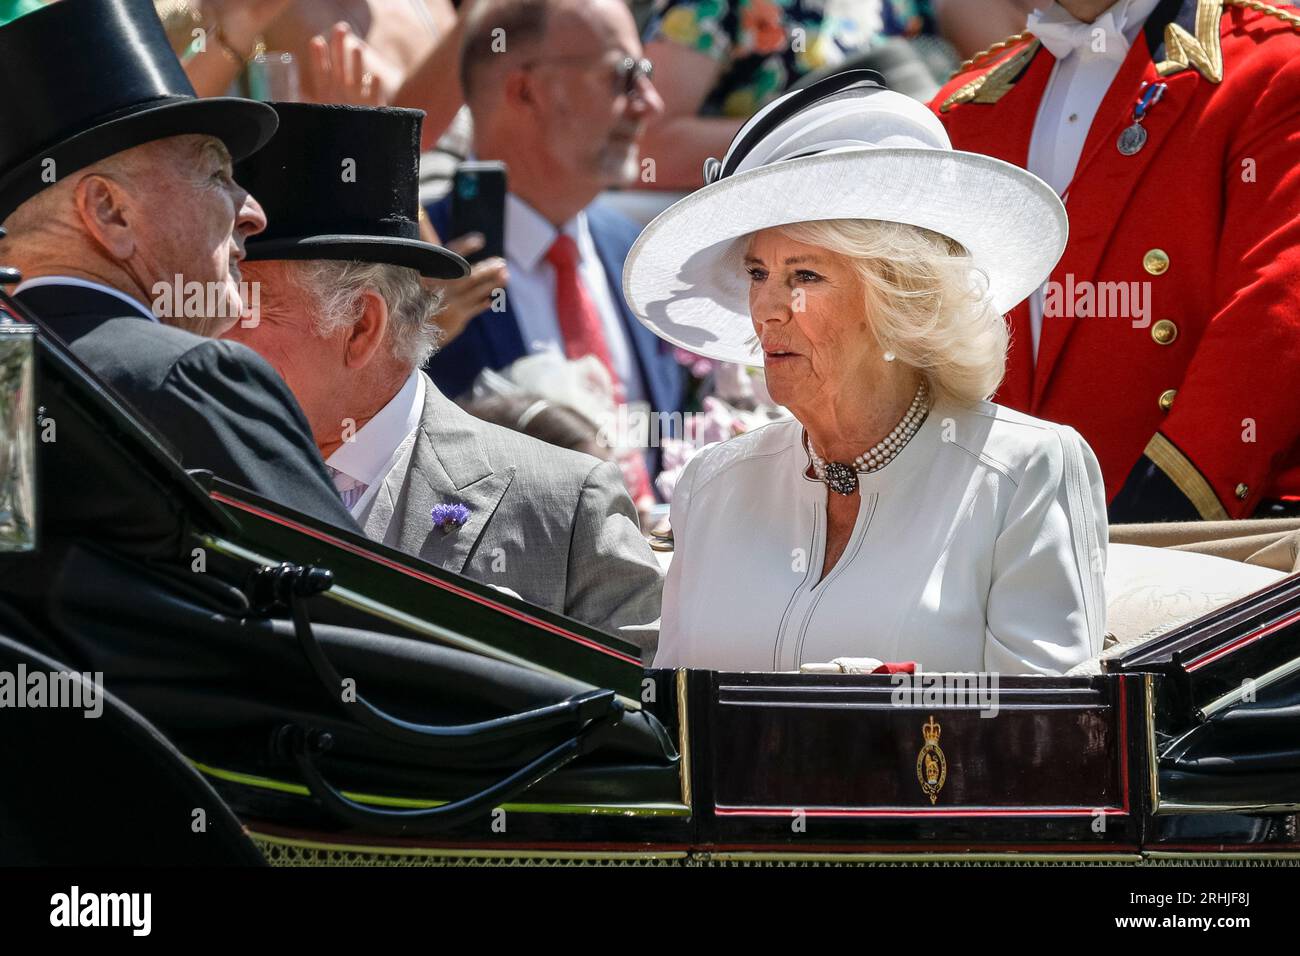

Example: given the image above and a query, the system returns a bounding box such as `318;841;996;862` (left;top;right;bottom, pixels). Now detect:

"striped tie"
325;465;368;511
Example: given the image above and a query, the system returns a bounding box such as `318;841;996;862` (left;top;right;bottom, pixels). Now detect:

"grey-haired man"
225;102;661;655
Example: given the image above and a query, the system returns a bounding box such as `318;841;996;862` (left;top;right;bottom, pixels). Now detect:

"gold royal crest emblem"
916;715;947;804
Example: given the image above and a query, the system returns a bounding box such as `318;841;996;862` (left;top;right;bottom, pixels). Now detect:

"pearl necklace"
808;380;930;495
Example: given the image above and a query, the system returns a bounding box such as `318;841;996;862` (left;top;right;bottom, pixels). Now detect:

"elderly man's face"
745;228;879;411
132;135;266;335
529;0;663;187
222;260;342;445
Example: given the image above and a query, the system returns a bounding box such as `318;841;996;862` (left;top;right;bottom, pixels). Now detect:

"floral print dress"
651;0;930;118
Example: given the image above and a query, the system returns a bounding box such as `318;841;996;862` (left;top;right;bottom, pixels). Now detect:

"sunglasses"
522;54;655;99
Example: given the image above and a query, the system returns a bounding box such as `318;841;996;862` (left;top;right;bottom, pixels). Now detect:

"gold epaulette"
1153;0;1300;84
942;1;1300;114
945;1;1300;81
946;30;1035;82
1226;0;1300;30
940;32;1040;113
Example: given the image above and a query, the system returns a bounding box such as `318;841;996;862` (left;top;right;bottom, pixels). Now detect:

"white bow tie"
1027;4;1131;62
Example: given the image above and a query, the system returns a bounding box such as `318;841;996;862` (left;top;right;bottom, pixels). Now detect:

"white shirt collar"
14;275;157;322
505;193;588;273
326;369;426;491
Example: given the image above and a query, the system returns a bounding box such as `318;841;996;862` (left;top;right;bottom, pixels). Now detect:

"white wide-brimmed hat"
622;71;1067;365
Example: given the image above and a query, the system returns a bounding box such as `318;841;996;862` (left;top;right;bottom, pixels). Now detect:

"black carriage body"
40;492;1300;863
2;312;1297;865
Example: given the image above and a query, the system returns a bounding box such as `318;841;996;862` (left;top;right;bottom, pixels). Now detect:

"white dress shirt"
1025;0;1162;357
656;401;1108;675
504;194;645;403
14;275;158;322
326;369;425;521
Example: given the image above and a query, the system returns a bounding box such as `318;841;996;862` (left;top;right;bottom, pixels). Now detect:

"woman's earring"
883;351;896;362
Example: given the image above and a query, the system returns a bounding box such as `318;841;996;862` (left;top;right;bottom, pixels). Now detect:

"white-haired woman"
623;72;1107;675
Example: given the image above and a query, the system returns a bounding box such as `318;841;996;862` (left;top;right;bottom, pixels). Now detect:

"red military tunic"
930;0;1300;519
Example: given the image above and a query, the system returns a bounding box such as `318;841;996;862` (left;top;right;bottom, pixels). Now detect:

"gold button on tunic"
1143;248;1170;275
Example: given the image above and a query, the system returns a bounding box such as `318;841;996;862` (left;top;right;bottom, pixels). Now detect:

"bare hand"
306;22;386;106
426;233;508;346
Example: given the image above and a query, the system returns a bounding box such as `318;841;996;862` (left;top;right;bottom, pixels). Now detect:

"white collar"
326;369;426;488
14;275;157;322
505;193;588;273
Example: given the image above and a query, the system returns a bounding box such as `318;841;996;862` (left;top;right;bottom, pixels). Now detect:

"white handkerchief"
799;657;885;675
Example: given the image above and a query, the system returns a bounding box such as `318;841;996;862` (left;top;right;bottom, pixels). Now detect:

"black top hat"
236;103;469;280
0;0;278;221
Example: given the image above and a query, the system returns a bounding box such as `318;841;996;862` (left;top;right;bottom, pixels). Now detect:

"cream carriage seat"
1068;540;1293;675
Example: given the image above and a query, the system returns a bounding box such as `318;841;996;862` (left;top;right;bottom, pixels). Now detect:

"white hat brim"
622;147;1067;365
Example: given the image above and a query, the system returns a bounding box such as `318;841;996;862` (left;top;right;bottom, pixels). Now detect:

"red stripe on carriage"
1118;674;1130;813
1184;606;1300;672
713;806;1130;817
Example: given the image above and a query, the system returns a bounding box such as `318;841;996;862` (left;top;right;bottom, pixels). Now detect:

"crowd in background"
0;0;1044;532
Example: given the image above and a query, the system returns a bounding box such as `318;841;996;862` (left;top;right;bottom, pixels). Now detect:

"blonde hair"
742;219;1007;407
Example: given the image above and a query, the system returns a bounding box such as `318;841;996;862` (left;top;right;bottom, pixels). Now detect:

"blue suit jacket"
424;195;684;417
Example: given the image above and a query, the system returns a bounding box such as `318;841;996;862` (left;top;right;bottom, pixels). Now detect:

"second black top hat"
236;103;468;280
0;0;277;221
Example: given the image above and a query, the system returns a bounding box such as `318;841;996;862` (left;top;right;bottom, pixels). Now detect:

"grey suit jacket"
363;376;662;656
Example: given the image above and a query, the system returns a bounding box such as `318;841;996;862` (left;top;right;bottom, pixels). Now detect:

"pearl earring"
883;351;896;362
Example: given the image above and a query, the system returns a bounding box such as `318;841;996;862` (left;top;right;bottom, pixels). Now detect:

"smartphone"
448;161;507;264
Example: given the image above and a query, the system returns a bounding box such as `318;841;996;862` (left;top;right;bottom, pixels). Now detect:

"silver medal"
1117;122;1147;156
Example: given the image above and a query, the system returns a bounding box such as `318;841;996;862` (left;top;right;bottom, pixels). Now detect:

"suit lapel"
394;378;515;574
1031;5;1204;409
1057;0;1207;200
941;41;1055;170
363;464;402;545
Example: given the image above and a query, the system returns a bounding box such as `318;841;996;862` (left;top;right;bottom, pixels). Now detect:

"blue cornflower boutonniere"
432;502;471;534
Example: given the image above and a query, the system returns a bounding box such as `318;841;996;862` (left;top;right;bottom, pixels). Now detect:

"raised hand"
306;22;386;106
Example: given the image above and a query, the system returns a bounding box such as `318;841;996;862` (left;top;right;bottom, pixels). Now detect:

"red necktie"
544;233;654;511
545;234;621;396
